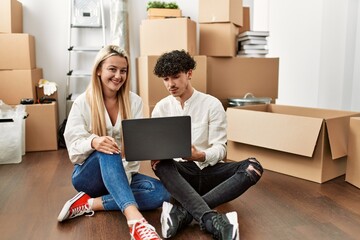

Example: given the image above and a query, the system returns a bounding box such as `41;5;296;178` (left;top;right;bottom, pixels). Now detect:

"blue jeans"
72;151;170;212
153;158;263;222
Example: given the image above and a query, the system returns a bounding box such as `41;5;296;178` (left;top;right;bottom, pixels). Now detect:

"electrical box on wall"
72;0;102;27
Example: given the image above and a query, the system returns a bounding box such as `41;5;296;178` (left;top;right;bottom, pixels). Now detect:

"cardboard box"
137;55;207;112
199;23;239;57
199;0;243;26
207;57;279;105
35;85;58;103
0;34;36;70
140;18;197;56
147;8;182;19
345;117;360;188
239;7;250;34
25;102;59;152
0;68;43;105
143;104;156;118
0;0;22;33
226;104;360;183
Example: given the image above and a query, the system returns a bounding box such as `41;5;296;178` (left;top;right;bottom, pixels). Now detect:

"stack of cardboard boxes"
137;1;360;186
137;7;207;117
0;0;58;153
216;3;360;185
137;0;279;116
198;0;279;107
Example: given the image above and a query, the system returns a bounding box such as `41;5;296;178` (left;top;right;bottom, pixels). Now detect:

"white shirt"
151;89;227;169
64;91;143;183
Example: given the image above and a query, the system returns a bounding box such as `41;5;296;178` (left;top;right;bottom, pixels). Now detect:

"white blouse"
64;91;143;183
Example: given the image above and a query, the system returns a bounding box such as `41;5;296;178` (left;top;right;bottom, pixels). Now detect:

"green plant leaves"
147;1;179;10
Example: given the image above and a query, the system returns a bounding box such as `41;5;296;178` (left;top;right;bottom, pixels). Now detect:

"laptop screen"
122;116;192;161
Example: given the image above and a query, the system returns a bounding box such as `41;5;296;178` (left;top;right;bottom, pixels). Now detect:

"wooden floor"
1;149;360;240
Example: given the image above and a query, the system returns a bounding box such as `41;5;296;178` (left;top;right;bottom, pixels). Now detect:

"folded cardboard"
137;55;207;114
0;34;36;70
147;8;182;19
207;57;279;105
239;7;250;34
0;68;43;105
25;102;58;152
199;23;239;57
198;0;243;26
140;18;197;56
345;117;360;188
0;0;23;33
226;104;360;183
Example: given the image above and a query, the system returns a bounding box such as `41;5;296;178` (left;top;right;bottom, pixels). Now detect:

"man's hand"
91;136;120;155
184;145;206;162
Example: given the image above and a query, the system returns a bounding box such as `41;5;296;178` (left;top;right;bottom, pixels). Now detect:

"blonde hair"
86;45;132;138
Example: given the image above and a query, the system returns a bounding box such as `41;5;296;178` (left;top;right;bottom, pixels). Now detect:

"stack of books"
237;31;269;57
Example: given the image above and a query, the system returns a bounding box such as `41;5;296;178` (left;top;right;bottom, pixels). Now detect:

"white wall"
18;0;360;123
270;0;360;111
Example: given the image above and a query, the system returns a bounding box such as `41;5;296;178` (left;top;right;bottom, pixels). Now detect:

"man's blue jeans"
153;158;263;222
72;151;170;212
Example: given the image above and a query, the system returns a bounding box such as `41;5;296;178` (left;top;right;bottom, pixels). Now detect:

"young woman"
58;45;169;240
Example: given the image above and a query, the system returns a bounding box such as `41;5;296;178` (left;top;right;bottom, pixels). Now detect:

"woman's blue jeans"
71;151;170;212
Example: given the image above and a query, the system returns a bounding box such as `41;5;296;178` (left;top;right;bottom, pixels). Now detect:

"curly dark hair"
153;50;196;77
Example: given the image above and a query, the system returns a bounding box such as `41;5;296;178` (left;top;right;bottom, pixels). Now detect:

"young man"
151;50;263;240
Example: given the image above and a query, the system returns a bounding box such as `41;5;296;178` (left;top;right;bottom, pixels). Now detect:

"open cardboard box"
226;104;360;183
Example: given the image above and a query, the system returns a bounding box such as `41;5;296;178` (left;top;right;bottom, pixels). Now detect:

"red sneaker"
129;218;162;240
57;192;94;222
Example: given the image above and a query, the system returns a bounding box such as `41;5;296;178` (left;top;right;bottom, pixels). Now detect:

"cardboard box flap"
226;107;323;157
268;104;360;159
326;116;354;159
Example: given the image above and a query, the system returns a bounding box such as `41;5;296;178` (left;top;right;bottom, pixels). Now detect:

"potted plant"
147;1;182;19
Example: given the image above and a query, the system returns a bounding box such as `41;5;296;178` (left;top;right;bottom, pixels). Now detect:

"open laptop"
122;116;192;161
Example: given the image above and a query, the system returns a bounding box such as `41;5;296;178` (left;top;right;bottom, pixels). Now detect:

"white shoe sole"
57;191;86;222
160;201;173;238
226;211;240;240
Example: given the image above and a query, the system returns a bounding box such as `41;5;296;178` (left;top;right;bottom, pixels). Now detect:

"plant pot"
147;8;182;19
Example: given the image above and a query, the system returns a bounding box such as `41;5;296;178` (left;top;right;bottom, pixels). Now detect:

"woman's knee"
153;179;171;202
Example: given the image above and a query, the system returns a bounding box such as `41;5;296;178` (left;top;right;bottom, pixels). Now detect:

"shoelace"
212;215;231;239
70;204;95;218
213;215;228;227
131;220;159;240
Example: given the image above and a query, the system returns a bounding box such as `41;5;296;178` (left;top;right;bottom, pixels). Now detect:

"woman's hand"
91;136;120;154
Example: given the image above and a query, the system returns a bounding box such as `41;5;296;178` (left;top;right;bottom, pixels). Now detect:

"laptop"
122;116;192;161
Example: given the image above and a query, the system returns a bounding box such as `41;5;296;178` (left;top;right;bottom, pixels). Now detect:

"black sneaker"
161;201;193;238
210;212;239;240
